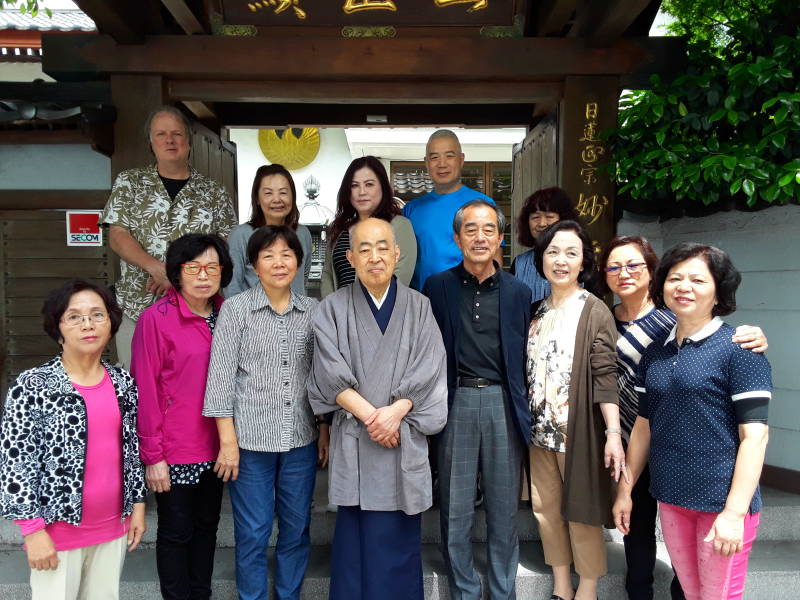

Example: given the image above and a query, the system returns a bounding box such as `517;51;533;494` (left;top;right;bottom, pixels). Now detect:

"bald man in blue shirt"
403;130;498;290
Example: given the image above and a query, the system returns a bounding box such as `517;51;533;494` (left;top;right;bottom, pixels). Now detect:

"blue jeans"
229;443;317;600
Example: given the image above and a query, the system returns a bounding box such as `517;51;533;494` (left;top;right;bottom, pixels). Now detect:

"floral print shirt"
100;165;237;321
527;290;589;452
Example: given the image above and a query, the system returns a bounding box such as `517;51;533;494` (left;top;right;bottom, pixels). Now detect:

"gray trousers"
438;385;523;600
115;314;136;369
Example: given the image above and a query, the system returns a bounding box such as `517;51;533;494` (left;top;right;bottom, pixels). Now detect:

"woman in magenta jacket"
130;233;233;600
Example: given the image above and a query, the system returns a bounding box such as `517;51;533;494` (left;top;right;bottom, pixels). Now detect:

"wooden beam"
536;0;576;36
72;0;146;44
0;129;88;145
42;34;684;82
0;81;111;104
181;100;219;132
217;103;535;128
110;74;164;177
573;0;655;47
161;0;206;35
181;100;216;120
168;79;563;105
0;190;109;210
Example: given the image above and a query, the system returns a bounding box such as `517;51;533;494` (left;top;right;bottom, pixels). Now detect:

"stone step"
0;540;798;599
2;484;798;549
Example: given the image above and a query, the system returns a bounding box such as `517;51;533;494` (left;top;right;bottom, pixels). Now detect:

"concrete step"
1;540;798;599
2;480;798;549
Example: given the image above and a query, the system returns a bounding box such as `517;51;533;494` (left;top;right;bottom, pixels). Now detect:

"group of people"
0;108;772;600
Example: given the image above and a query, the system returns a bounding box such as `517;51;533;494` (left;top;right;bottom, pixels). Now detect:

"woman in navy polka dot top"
612;243;771;600
599;236;767;600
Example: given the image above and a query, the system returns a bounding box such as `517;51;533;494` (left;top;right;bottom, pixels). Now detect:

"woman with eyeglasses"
0;280;147;599
130;233;234;599
598;236;767;600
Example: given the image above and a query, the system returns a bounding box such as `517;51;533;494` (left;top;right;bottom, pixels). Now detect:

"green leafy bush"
610;2;799;214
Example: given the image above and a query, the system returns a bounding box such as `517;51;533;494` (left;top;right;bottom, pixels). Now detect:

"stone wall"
618;204;800;472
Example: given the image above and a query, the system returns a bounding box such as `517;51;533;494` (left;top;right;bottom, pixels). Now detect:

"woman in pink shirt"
0;280;147;600
131;233;233;600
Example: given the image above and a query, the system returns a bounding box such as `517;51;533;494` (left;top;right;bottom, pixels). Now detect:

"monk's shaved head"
349;217;396;250
347;218;400;296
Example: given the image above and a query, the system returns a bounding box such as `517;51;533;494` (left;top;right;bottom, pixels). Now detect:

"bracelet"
604;428;622;436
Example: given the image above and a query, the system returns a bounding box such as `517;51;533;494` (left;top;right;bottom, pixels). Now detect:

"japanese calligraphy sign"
222;0;513;26
561;76;620;257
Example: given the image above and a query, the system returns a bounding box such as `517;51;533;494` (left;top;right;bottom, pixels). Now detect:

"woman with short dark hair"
204;225;328;600
322;156;416;296
614;243;771;600
1;280;147;600
526;220;625;600
226;164;312;297
511;187;582;301
130;233;233;600
601;236;767;600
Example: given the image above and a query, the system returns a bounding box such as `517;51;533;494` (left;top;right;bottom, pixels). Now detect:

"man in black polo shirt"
424;200;533;600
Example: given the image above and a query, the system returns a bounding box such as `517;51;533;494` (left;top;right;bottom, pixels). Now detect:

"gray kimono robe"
308;281;448;515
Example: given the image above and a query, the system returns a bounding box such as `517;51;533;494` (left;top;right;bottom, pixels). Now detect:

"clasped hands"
363;399;412;449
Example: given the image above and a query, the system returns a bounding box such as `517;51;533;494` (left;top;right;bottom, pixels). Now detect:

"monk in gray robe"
308;217;447;600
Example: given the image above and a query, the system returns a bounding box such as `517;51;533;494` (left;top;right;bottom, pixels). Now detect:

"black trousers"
624;463;685;600
155;468;224;600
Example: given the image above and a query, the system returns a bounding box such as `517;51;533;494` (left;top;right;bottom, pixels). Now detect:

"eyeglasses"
605;262;647;276
61;311;108;327
182;263;223;277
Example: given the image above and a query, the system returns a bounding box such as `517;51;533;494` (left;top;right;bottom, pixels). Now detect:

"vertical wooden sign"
559;76;620;256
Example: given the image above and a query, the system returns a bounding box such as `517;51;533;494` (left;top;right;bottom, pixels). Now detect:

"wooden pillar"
559;76;620;253
110;74;165;178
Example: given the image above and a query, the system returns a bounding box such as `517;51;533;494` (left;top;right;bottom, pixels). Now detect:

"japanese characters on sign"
576;101;608;226
227;0;510;26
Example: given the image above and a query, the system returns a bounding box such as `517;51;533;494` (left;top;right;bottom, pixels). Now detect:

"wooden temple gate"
1;0;684;390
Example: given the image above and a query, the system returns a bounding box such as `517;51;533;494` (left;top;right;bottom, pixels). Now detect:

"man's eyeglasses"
182;263;223;277
61;312;108;327
605;263;647;276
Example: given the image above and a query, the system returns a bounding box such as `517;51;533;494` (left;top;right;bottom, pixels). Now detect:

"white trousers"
29;534;127;600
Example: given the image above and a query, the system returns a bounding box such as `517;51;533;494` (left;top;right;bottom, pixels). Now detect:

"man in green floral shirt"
100;106;237;366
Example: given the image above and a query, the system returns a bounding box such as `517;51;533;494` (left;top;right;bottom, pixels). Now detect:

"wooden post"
559;76;620;254
110;74;165;178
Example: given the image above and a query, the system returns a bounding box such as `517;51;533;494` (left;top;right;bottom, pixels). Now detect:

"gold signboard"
223;0;514;26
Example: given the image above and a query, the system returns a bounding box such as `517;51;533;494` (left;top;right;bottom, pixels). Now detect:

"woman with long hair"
321;156;416;296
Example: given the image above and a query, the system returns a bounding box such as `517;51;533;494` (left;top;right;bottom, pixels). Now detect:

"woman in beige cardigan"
526;220;625;600
321;156;416;296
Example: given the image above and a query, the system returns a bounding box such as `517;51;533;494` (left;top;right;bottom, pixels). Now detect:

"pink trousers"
658;502;760;600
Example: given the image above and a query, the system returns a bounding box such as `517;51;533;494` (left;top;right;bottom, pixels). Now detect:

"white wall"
228;128;353;224
619;205;800;472
0;144;110;189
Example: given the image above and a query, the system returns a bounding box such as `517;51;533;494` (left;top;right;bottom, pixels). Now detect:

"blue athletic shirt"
635;317;771;514
402;186;493;291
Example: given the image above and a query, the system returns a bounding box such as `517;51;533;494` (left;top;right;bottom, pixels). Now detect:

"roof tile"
0;9;95;32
